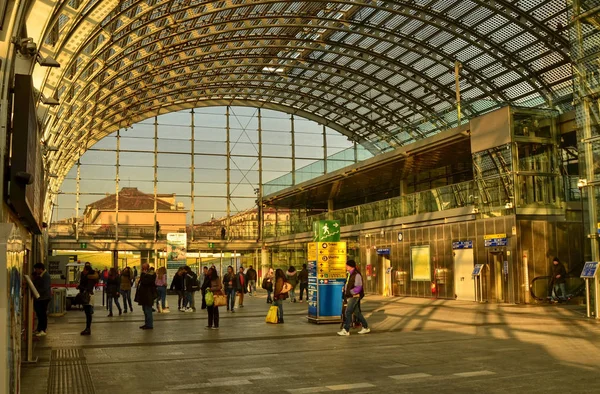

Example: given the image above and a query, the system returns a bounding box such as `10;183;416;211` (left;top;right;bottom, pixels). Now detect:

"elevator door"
488;250;507;302
454;248;475;301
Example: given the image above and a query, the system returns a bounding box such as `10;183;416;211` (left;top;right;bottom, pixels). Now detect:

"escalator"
529;267;586;302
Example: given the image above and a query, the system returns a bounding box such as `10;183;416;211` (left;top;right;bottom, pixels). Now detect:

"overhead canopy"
27;0;571;198
262;125;472;209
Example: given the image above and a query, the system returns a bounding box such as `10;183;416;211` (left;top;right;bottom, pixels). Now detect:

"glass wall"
48;107;354;241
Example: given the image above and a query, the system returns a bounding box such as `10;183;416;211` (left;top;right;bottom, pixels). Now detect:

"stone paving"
21;292;600;394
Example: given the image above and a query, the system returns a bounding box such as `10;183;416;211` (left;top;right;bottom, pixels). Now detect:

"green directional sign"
208;242;214;248
313;220;341;242
80;243;87;249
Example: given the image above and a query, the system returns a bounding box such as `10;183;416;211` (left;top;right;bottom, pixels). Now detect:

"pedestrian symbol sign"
581;262;598;278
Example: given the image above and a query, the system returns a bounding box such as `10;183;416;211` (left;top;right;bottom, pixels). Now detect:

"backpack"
191;276;200;291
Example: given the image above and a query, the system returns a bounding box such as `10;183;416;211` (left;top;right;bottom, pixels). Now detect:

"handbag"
213;292;227;307
205;290;214;306
265;305;279;324
281;282;293;293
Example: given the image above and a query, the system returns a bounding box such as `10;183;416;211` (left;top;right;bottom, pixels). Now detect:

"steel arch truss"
33;0;571;188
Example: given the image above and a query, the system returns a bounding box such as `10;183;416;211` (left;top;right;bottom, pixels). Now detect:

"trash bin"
49;288;66;317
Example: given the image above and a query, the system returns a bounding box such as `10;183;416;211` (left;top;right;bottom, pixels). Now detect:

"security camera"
24;41;37;56
16;38;37;57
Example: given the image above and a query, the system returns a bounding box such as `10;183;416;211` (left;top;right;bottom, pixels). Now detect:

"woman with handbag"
106;268;122;317
273;269;290;324
78;264;99;335
206;267;223;329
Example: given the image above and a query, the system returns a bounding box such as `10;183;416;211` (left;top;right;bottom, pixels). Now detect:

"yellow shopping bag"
265;305;279;324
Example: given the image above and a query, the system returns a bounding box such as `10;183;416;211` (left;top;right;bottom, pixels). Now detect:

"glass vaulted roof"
32;0;571;180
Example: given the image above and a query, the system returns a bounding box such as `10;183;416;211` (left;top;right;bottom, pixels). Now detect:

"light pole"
578;178;591;317
578;178;587;246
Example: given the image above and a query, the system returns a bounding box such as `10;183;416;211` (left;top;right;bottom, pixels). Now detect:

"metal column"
226;106;231;240
190;109;195;241
115;129;120;241
258;108;264;239
291;114;296;186
455;61;462;126
572;0;600;318
322;124;328;174
153;116;158;243
75;157;80;241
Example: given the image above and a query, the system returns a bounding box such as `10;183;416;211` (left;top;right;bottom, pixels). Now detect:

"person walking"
236;267;247;307
337;260;370;336
32;263;52;337
223;266;237;312
120;267;134;313
262;268;274;303
155;267;169;313
205;267;223;329
286;266;298;303
246;265;257;296
273;269;289;323
105;268;122;317
78;264;99;336
135;263;157;330
550;257;568;302
170;267;186;311
298;264;309;303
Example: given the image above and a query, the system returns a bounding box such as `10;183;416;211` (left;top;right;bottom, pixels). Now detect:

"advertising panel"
166;233;187;282
411;245;431;281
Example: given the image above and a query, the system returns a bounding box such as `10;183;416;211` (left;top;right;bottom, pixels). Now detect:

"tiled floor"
22;293;600;393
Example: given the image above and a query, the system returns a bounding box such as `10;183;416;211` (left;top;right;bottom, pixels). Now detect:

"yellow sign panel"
319;254;346;263
483;233;507;240
318;242;346;251
317;271;346;279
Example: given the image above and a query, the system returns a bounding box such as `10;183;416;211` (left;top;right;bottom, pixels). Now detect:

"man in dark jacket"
246;265;257;296
170;267;185;311
32;263;52;336
337;260;370;336
183;266;198;312
298;264;309;303
550;257;568;302
135;263;157;329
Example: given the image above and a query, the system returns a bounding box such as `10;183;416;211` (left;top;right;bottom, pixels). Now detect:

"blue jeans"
120;289;133;312
184;291;194;309
142;305;153;328
108;295;121;314
267;290;273;303
273;299;284;321
226;288;236;310
553;283;567;301
289;288;296;301
344;297;368;332
156;286;167;309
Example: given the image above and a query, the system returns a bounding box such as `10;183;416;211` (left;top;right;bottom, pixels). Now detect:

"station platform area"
22;294;600;394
